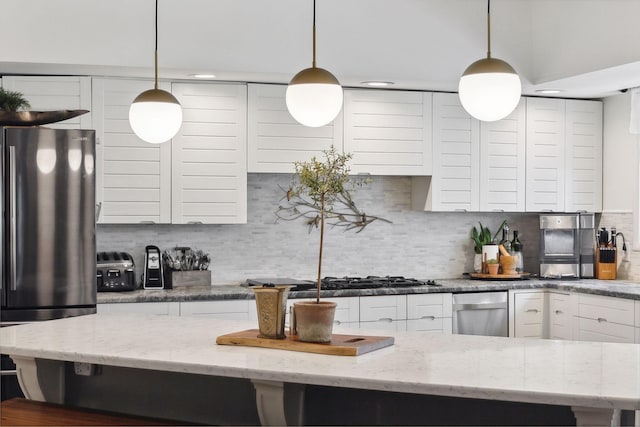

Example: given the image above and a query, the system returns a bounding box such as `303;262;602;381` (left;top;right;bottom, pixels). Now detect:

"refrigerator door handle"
9;145;17;291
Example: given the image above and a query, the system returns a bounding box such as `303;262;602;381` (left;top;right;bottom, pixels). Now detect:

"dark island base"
42;362;635;426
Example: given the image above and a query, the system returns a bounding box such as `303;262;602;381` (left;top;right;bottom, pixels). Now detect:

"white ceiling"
1;0;639;98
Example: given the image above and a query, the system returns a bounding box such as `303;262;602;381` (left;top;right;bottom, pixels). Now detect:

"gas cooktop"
245;276;439;292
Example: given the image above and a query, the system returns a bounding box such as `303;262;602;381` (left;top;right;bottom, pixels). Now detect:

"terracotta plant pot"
500;255;517;275
253;286;291;339
292;301;337;343
487;263;499;275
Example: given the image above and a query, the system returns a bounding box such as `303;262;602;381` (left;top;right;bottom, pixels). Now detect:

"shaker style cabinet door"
171;82;247;224
1;75;92;129
343;89;432;175
92;78;172;224
247;83;341;173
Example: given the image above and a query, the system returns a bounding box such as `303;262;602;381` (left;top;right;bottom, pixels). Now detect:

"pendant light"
286;0;343;128
458;0;521;122
129;0;182;144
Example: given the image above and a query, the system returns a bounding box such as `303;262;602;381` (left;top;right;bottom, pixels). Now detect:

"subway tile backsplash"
98;174;547;284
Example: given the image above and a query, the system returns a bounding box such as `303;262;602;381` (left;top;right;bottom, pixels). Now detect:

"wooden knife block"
595;247;617;280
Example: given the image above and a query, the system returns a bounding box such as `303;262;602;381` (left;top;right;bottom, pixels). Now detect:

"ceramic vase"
292;301;337;343
253;286;291;339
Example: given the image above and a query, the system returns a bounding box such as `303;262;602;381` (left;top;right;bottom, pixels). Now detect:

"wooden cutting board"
216;329;394;356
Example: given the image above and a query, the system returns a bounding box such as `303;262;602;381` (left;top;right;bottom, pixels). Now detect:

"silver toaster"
96;252;137;292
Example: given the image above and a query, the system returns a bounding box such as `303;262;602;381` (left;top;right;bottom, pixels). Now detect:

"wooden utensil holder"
595;247;617;280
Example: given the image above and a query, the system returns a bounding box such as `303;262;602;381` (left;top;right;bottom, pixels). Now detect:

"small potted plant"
486;258;500;275
470;220;506;273
275;146;389;342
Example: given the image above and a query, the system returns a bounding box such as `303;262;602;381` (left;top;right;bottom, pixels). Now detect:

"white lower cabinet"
573;293;636;344
359;295;407;331
180;300;255;320
97;302;180;316
547;292;573;340
406;293;453;334
509;290;545;338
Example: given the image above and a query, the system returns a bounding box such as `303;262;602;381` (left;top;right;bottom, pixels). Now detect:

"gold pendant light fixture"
458;0;521;122
286;0;343;128
129;0;183;144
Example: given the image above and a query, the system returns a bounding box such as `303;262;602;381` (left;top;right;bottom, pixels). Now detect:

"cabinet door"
431;92;480;211
564;100;603;212
359;295;407;322
1;76;91;129
343;89;432;175
92;78;172;223
513;292;544;338
180;300;252;320
247;83;341;173
479;99;526;212
171;83;247;224
525;98;566;212
573;294;635;343
548;292;572;340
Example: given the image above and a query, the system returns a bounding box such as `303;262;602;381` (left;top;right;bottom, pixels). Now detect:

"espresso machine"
539;213;595;279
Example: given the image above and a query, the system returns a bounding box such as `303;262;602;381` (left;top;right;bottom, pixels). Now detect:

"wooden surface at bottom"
216;329;395;356
0;398;178;426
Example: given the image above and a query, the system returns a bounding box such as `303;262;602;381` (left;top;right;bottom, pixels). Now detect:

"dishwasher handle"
453;302;507;311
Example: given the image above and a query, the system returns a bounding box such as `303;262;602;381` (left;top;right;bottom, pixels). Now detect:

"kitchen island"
1;313;638;426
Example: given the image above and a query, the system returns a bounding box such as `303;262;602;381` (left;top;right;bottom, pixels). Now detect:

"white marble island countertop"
2;313;639;418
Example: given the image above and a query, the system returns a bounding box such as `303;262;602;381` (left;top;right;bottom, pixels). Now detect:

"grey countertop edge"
97;278;640;304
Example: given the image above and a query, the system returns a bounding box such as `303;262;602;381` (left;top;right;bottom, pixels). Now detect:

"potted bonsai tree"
275;146;389;342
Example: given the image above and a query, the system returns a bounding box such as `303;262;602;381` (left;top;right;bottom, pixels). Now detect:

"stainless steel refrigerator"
1;126;97;323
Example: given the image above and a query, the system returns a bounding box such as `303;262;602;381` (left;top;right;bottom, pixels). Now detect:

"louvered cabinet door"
564;100;603;213
92;78;172;224
171;82;247;224
431;92;480;211
479;99;526;212
525;97;566;212
1;76;92;129
343;89;432;175
247;83;341;173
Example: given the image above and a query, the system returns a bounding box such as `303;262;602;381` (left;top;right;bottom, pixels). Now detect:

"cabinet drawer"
180;300;251;319
407;293;452;319
359;295;407;322
577;294;635;326
575;317;636;343
515;293;544;322
549;292;572;327
407;317;452;333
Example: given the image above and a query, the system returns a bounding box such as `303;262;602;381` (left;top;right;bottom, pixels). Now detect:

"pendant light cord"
487;0;492;58
312;0;317;68
154;0;159;89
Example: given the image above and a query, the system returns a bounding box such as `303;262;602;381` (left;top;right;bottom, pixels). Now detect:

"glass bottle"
511;230;524;273
500;223;512;254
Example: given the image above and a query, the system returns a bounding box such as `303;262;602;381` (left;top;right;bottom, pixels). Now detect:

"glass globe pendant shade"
129;88;183;144
286;66;343;128
458;57;521;122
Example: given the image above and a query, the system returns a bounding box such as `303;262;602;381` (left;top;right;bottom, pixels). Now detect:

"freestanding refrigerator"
1;126;97;399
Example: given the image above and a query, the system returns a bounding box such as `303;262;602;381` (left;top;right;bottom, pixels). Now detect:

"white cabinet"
92;78;172;223
97;302;180;316
406;293;452;333
429;92;480;211
359;295;407;331
479;99;526;212
1;76;92;129
547;292;573;340
343;89;432;175
573;293;636;343
247;83;341;173
288;297;360;326
93;79;247;224
180;300;255;320
526;97;602;212
510;290;545;338
171;82;247;224
636;301;640;344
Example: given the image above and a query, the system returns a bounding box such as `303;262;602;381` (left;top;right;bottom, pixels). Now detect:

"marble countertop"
97;278;640;303
1;314;639;411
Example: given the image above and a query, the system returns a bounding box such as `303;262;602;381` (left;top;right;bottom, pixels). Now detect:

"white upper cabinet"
430;92;480;211
479;99;526;212
247;83;341;173
526;97;566;212
92;78;172;224
2;76;92;129
171;82;247;224
343;89;432;175
564;99;603;212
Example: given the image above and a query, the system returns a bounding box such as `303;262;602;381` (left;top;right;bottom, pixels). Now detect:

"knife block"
595;247;617;280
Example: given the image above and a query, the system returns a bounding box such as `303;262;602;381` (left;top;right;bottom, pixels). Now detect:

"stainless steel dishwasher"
452;292;508;336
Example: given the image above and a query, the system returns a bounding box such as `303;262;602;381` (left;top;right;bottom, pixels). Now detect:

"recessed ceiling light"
362;81;394;87
535;89;563;94
190;74;216;79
